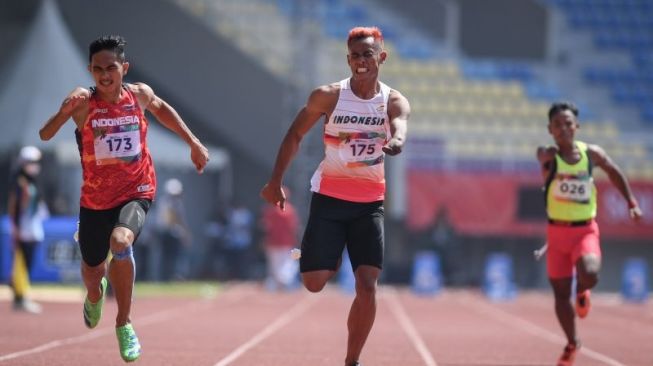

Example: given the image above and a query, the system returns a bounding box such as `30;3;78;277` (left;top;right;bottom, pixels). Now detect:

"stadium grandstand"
0;0;651;290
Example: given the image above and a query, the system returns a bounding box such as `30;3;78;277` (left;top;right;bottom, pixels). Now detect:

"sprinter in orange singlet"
39;35;209;362
261;26;410;366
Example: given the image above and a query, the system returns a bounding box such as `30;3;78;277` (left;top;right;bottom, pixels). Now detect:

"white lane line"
0;284;249;363
213;294;318;366
456;294;626;366
0;326;114;362
384;289;438;366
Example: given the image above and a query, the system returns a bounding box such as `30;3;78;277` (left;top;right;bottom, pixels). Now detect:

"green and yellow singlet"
545;141;597;221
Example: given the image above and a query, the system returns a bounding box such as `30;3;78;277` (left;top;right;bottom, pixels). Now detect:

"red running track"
0;283;651;365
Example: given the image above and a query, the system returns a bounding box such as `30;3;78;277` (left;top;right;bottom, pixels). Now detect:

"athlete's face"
347;37;386;81
548;109;579;146
88;50;129;94
23;162;40;177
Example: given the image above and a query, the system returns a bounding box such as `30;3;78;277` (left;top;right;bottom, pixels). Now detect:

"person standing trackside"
260;186;300;291
39;35;209;362
156;178;191;281
260;26;410;366
537;102;642;366
7;146;49;314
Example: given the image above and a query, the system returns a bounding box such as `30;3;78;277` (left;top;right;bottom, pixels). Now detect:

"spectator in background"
223;202;254;280
203;200;229;279
155;178;191;281
7;146;49;314
260;186;300;291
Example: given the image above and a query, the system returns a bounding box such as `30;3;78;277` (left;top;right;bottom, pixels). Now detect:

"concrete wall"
373;0;448;40
458;0;548;60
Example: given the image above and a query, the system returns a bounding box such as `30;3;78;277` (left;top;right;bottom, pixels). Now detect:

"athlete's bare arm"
383;89;410;156
39;87;90;140
260;84;339;210
129;83;209;174
587;144;642;220
536;145;558;180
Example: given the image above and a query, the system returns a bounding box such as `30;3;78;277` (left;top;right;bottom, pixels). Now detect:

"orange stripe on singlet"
317;176;385;203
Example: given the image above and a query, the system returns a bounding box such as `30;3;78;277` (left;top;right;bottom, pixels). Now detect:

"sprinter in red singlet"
261;26;410;366
39;35;209;362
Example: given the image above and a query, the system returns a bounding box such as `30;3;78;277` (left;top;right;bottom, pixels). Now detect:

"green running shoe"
83;277;108;329
116;323;142;362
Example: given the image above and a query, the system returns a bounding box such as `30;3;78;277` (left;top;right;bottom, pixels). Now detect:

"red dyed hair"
347;26;384;47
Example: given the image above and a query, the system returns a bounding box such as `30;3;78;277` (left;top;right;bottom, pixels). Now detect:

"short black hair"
89;35;126;63
548;102;579;121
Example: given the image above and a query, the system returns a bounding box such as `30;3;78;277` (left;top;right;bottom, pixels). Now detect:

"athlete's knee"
355;282;377;303
578;255;601;275
354;266;380;297
576;255;600;287
110;227;135;257
302;273;331;293
303;278;327;293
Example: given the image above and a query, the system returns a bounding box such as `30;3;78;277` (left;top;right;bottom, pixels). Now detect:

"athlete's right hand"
260;183;286;211
60;94;88;116
630;205;643;221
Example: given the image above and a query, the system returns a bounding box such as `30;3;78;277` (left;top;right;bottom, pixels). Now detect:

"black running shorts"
300;193;384;273
78;199;151;267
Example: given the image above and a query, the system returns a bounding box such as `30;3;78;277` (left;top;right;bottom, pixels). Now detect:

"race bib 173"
93;127;142;165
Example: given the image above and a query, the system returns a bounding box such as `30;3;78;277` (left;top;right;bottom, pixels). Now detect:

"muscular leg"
345;265;381;366
549;277;577;345
82;260;107;303
302;256;342;292
109;226;136;326
302;269;337;293
576;254;600;293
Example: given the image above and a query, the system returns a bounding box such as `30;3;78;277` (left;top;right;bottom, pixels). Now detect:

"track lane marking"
212;294;318;366
457;293;626;366
0;283;251;363
384;288;438;366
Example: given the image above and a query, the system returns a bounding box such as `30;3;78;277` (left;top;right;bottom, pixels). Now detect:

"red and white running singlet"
310;78;392;202
76;85;156;209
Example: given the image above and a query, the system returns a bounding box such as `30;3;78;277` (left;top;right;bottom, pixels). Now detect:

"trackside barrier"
410;250;442;296
483;252;517;301
622;257;649;303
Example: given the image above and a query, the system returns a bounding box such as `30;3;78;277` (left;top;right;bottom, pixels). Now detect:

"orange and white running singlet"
76;85;156;209
310;78;392;202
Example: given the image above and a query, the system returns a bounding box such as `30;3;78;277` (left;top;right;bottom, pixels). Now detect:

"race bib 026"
552;176;593;204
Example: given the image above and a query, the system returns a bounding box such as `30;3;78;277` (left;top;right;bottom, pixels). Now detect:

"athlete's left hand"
382;138;403;156
260;183;286;211
190;141;209;174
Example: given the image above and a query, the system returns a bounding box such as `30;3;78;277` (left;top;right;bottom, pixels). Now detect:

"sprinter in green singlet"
537;102;643;366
